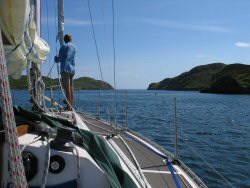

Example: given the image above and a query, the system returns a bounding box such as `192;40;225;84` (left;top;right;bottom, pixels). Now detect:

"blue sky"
41;0;250;89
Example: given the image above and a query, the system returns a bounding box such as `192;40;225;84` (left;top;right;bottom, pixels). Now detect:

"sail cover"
0;0;50;79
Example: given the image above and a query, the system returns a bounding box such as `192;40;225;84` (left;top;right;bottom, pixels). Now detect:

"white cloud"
235;42;250;48
141;18;231;33
195;54;205;58
65;19;91;26
42;17;92;26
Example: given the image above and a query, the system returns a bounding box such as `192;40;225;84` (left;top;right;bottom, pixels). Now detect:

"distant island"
148;63;250;94
9;76;114;90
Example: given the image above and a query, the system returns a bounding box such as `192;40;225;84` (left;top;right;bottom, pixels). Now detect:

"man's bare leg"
70;86;74;108
65;87;72;110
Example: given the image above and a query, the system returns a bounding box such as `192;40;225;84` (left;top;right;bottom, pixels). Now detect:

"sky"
41;0;250;89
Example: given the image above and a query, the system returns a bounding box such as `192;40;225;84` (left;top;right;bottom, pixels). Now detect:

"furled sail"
0;0;50;79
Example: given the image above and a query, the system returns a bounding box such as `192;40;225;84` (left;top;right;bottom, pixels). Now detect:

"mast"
58;0;64;47
30;0;42;110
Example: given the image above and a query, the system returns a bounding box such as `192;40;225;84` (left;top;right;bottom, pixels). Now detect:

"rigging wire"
41;0;75;111
45;0;55;109
179;134;235;188
169;99;234;187
86;0;106;117
111;0;118;126
54;0;61;104
45;0;51;76
86;0;104;83
54;0;58;54
50;0;75;111
99;0;113;118
41;0;63;111
111;0;116;91
100;0;111;73
100;0;107;30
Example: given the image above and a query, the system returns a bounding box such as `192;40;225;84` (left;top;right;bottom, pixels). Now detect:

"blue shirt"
58;42;77;74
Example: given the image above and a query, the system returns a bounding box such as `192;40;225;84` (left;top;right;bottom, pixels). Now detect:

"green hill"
74;77;113;90
148;63;226;90
201;63;250;94
9;76;113;90
148;63;250;94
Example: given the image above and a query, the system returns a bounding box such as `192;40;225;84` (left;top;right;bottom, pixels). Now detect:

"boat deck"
0;110;205;188
78;112;196;188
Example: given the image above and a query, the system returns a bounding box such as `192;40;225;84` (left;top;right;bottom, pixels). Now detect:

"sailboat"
0;0;207;187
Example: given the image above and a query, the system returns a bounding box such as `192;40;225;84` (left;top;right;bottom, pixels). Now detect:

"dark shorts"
61;72;74;89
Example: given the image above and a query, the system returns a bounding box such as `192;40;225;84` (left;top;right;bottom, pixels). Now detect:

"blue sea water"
12;90;250;188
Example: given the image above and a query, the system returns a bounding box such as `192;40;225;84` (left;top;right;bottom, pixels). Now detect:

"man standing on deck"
55;34;77;111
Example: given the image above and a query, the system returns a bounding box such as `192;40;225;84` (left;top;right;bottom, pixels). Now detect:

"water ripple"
12;90;250;188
